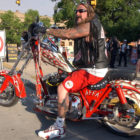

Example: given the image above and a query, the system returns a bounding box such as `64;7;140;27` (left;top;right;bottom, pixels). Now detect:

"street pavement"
0;60;140;140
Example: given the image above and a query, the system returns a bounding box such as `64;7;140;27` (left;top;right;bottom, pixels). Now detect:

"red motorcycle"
0;20;140;136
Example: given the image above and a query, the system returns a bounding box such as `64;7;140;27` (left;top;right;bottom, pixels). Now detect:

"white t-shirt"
82;68;108;77
121;44;127;53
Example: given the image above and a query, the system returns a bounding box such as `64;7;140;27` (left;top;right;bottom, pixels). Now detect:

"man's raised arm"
47;22;90;39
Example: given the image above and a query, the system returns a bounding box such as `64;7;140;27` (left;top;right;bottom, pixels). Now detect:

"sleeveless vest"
73;15;109;69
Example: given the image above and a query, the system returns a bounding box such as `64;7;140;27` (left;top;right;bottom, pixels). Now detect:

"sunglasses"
75;9;87;14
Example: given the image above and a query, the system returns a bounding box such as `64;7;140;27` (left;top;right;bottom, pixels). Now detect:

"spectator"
136;39;140;76
118;39;128;67
106;37;112;62
110;36;119;68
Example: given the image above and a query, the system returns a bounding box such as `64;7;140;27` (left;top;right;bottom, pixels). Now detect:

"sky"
0;0;58;17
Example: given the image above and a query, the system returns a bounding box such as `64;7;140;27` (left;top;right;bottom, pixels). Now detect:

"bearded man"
38;2;109;140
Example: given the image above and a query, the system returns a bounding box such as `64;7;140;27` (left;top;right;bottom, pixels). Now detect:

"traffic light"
16;0;20;6
91;0;96;8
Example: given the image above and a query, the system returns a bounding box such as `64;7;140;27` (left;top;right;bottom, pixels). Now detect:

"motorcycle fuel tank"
41;38;75;73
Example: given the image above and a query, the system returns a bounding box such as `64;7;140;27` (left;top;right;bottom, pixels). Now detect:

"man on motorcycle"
38;2;109;139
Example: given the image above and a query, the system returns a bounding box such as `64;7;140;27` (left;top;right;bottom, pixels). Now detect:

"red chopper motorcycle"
0;20;140;136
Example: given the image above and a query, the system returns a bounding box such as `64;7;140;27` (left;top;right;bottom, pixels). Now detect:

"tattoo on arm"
47;23;90;39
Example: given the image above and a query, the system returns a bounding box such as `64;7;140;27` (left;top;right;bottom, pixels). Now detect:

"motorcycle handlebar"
22;22;47;43
28;22;46;36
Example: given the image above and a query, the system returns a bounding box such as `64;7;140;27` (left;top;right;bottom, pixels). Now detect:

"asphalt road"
0;61;140;140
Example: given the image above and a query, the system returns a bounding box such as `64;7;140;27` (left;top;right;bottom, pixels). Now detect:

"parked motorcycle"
0;20;140;136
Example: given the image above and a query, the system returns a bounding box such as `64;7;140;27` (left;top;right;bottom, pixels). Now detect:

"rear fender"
0;70;26;98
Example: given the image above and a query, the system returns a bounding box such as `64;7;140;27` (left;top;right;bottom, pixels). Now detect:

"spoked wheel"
103;97;140;136
0;77;18;107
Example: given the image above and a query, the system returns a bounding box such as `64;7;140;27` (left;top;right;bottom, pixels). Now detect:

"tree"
40;17;51;28
23;9;39;31
0;9;51;45
23;9;51;30
96;0;140;42
0;10;23;45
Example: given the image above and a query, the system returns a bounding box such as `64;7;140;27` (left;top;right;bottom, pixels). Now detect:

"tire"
0;77;18;107
102;90;140;136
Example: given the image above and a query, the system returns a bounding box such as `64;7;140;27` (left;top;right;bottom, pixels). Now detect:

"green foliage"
0;9;51;45
24;9;51;30
96;0;140;42
23;9;39;31
40;17;51;28
0;10;23;45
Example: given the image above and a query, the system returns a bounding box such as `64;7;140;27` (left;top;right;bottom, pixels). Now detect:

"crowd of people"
106;37;140;76
106;37;132;68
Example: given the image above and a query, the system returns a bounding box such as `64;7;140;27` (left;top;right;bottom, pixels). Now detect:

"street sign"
7;44;18;62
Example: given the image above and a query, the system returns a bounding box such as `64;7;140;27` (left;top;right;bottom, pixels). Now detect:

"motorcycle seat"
88;69;136;90
107;69;136;81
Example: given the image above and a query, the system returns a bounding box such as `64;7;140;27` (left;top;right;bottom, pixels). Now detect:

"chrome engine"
67;95;83;120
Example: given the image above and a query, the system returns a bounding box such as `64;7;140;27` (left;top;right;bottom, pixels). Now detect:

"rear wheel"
0;77;18;107
103;95;140;136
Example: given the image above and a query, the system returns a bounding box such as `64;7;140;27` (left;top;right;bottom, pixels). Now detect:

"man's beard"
76;15;94;25
76;16;82;24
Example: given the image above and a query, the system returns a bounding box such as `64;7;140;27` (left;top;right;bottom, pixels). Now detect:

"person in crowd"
126;43;131;62
136;39;140;76
109;36;120;68
38;2;109;140
106;37;112;63
118;39;128;67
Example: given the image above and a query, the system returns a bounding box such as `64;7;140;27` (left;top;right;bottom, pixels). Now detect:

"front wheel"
103;95;140;136
0;81;18;107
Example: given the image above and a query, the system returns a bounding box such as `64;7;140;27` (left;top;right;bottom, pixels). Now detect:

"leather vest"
73;15;109;69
